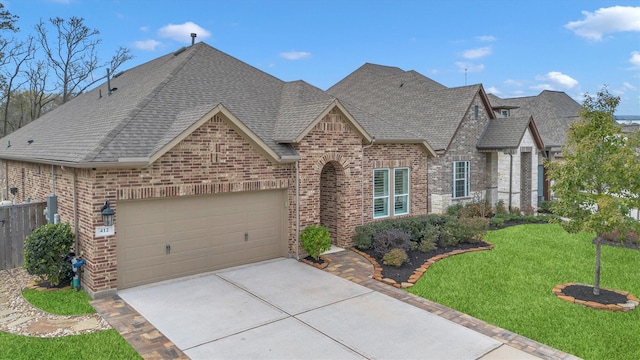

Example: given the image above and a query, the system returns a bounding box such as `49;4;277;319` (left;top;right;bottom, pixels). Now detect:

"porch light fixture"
101;201;115;227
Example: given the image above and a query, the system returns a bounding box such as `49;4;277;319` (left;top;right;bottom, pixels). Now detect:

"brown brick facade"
3;108;431;297
428;95;492;213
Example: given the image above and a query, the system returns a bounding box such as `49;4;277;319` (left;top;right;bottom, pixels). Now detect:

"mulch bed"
361;242;492;285
553;283;639;312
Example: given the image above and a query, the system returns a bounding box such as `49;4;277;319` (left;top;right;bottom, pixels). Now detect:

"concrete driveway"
118;258;504;359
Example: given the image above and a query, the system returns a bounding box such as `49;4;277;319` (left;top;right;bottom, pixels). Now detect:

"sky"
4;0;640;115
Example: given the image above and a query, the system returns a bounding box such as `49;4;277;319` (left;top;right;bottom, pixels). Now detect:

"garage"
116;190;288;289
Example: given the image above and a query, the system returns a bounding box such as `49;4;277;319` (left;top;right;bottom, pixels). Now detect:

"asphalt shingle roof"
0;43;348;165
491;90;581;148
328;63;482;151
477;116;534;150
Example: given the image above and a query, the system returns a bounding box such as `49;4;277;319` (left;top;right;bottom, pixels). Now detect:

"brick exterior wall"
3;108;432;297
429;95;492;213
361;143;429;222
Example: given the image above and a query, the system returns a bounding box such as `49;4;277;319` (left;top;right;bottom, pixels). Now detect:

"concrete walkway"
91;249;581;360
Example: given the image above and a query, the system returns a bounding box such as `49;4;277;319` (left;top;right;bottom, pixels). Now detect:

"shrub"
382;248;408;267
24;223;75;286
490;216;505;228
522;206;536;215
446;203;463;217
459;202;494;219
300;225;331;260
418;236;437;252
494;200;508;215
373;229;412;258
509;206;520;215
538;200;554;214
458;217;489;243
419;226;440;252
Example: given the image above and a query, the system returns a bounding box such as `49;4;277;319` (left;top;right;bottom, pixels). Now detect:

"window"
374;168;410;218
453;161;470;198
373;169;389;218
394;168;409;215
501;109;510;117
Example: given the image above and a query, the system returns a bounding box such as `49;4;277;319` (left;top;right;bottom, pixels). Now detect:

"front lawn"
408;223;640;360
0;287;140;360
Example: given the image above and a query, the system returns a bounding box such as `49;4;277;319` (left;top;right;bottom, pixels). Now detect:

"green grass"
0;330;141;360
408;223;640;360
22;289;96;315
0;287;141;359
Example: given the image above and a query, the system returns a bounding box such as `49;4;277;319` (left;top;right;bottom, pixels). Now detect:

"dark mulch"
562;284;628;305
302;255;325;265
362;241;491;283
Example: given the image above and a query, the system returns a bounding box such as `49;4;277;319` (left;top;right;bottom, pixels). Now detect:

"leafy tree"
545;88;640;295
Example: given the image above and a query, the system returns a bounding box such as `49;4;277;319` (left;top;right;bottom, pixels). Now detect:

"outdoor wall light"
101;200;115;227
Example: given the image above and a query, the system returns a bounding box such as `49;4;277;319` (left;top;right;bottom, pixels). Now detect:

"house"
488;91;581;202
328;64;543;213
0;43;435;297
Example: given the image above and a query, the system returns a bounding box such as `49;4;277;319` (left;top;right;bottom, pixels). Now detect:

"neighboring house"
329;64;543;213
0;43;435;297
488;91;581;203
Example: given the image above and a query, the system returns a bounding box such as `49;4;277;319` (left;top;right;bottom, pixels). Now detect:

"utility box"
46;195;58;224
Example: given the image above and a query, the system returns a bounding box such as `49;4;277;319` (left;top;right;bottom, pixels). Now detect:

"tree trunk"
594;236;601;296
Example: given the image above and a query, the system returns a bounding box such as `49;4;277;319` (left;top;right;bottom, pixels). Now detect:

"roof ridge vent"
173;46;187;56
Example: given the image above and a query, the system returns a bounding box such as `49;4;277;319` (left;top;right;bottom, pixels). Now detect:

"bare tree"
25;60;58;120
35;16;133;104
1;36;35;136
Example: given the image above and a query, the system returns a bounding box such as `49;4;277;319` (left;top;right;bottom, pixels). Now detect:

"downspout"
51;164;55;195
508;152;513;212
361;137;375;225
295;160;300;260
73;168;79;255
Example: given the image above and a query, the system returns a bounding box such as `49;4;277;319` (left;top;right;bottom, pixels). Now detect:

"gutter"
295;160;300;260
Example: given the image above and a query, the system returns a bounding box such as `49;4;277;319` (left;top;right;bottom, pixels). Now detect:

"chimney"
191;33;197;45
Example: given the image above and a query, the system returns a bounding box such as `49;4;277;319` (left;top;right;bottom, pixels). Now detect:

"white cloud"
134;39;162;51
486;86;501;95
503;79;524;87
565;6;640;40
536;71;578;89
476;35;496;42
279;51;311;60
158;22;212;43
462;46;492;59
139;26;150;33
623;82;637;91
531;83;555;92
455;62;484;73
630;51;640;68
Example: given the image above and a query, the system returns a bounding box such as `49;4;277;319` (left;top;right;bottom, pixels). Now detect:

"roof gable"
0;43;340;166
477;116;544;150
329;65;493;151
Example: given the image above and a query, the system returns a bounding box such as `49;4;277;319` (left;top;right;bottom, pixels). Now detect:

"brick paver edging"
553;283;639;312
352;241;495;289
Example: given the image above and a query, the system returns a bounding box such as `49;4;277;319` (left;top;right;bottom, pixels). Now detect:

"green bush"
300;225;331;260
490;216;505;228
459;202;494;219
458;217;489;243
373;229;412;258
446;203;463;217
24;223;75;286
538;200;554;214
418;236;437;252
494;200;507;215
382;248;408;267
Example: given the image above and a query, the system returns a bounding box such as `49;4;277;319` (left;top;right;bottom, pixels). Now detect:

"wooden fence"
0;202;46;270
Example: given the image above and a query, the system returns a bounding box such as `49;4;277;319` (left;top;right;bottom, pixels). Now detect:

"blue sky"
5;0;640;114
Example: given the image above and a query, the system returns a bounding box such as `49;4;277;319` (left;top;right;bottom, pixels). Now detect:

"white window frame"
373;168;390;218
453;161;470;199
394;168;410;215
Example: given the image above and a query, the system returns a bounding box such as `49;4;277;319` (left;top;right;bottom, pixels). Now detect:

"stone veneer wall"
496;128;539;211
428;95;492;213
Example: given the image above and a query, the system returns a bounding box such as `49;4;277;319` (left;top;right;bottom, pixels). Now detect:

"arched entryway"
320;161;343;245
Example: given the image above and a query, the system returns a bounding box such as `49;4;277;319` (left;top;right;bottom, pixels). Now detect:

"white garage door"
117;190;287;289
